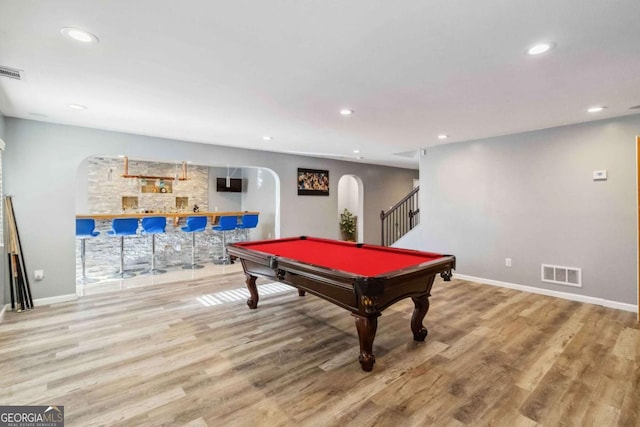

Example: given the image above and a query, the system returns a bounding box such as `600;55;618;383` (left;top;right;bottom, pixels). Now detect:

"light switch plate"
593;170;607;181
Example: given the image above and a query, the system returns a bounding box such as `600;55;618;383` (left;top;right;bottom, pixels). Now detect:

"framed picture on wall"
297;168;329;196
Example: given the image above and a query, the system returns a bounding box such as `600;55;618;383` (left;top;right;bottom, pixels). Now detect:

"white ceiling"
1;1;639;169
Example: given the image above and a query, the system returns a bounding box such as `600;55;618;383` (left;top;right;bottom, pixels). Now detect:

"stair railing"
380;186;419;246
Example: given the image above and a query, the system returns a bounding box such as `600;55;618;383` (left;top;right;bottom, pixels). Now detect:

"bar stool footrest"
182;263;205;269
141;268;167;275
108;271;137;279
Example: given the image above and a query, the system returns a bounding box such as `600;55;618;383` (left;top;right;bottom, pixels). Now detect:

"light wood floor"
1;273;638;426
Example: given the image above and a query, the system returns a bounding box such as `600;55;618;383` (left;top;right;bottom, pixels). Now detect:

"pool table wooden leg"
298;289;306;297
411;294;430;341
245;274;259;309
352;314;379;371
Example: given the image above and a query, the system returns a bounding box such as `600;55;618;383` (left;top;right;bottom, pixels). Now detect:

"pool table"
226;236;456;371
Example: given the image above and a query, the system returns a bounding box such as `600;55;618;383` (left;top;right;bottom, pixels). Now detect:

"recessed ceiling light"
28;112;48;118
527;42;555;56
353;149;360;154
340;109;354;116
587;106;606;113
263;136;272;141
67;103;87;110
438;134;448;140
60;27;99;43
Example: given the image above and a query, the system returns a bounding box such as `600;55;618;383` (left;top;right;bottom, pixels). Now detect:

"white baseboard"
2;293;79;317
33;294;78;306
454;274;638;313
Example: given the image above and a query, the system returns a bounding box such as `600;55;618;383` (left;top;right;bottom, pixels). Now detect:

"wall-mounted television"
216;177;243;192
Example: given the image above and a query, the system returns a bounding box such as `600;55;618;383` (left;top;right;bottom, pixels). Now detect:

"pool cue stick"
9;252;20;310
15;257;31;310
8;253;16;310
6;196;34;309
13;252;30;310
11;254;24;312
9;197;33;308
16;246;34;309
5;196;21;311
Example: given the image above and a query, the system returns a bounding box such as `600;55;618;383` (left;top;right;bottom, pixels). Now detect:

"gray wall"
3;118;417;300
208;167;243;212
207;166;279;241
420;114;640;305
242;167;277;240
76;158;89;213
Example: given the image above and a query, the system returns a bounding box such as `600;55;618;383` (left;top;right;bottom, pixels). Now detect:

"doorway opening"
337;174;364;243
74;155;280;296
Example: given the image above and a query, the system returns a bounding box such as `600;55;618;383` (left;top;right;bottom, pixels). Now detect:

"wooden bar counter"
77;211;258;227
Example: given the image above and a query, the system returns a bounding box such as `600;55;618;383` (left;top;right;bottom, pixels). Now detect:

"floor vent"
541;264;581;287
0;65;23;80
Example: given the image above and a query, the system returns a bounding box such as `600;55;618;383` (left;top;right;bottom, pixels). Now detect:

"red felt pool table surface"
234;236;446;277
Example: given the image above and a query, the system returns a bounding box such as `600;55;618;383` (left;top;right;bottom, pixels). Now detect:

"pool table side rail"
228;237;456;281
233;235;446;259
227;243;456;314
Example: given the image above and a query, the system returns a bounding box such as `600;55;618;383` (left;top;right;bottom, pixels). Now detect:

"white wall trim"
455;274;638;313
2;294;78;318
34;294;78;306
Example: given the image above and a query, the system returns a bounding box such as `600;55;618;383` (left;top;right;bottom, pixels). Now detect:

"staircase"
380;186;419;246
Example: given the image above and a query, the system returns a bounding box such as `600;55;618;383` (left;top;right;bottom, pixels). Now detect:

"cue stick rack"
4;196;33;312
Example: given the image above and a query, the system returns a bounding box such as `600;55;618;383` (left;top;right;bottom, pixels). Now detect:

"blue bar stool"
141;216;167;275
236;213;259;241
107;217;139;279
212;215;237;264
76;218;100;283
181;216;208;269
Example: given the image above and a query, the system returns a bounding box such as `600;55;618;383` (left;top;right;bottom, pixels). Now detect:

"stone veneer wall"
87;157;209;213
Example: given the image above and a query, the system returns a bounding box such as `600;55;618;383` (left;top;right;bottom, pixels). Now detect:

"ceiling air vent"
0;65;23;80
541;264;581;287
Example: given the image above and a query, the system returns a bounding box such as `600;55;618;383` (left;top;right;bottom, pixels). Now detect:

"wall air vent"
393;150;418;158
541;264;581;287
0;65;23;80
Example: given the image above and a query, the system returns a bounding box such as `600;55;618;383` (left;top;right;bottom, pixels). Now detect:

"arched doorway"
337;174;364;243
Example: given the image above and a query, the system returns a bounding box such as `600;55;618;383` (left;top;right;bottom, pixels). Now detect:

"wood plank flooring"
1;273;638;426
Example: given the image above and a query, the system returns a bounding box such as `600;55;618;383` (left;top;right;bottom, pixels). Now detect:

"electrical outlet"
505;258;512;267
34;270;45;280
